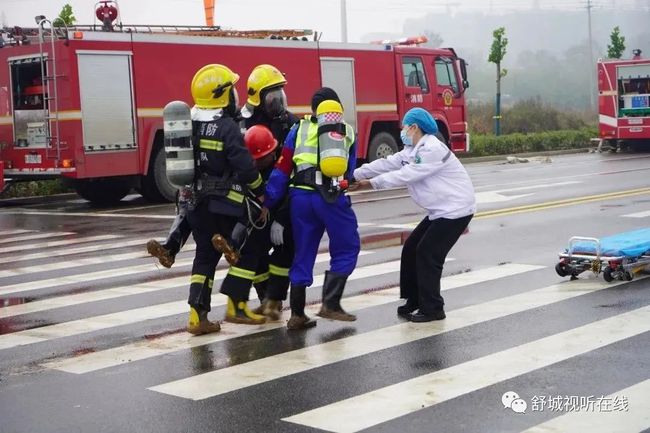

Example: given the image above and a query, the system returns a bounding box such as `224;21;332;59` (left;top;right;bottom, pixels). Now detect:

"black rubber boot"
317;271;356;321
287;285;316;330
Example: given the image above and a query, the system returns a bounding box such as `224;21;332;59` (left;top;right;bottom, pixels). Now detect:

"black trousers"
400;214;473;314
186;201;237;312
266;221;294;301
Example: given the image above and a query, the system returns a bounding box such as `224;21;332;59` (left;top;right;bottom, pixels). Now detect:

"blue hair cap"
402;107;438;135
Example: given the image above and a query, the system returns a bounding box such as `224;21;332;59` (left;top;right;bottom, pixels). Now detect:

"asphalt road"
0;150;649;433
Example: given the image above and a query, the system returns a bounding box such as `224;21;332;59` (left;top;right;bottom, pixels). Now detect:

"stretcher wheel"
602;267;614;282
555;263;568;277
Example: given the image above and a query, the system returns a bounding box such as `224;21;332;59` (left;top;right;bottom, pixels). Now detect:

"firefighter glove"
270;221;284;246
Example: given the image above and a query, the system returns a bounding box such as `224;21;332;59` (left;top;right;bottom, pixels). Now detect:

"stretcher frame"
556;236;650;282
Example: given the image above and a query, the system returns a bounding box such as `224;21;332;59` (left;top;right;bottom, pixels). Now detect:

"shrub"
2;179;71;198
467;127;598;157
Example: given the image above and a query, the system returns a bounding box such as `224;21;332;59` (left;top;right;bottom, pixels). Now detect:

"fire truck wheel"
368;132;398;162
141;145;176;203
69;178;132;206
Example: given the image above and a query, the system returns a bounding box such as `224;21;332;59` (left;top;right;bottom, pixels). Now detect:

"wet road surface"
0;151;649;433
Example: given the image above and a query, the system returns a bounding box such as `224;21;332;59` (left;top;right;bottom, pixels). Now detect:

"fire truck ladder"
36;19;64;162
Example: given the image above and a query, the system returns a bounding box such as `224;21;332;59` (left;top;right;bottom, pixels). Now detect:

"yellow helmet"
191;64;240;109
246;64;287;107
316;100;343;116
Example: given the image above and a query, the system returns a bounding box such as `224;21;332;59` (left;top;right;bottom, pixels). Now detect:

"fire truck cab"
0;10;469;204
598;52;650;150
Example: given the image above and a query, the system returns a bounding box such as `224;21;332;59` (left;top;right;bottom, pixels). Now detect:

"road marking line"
0;232;75;244
0;238;183;265
2;210;175;220
0;250;374;297
0;258;196;297
0;235;121;255
0;253;379;348
45;263;541;373
154;271;625;402
282;304;650;433
0;252;371;319
0;229;35;236
474;187;650;220
622;210;650;218
521;379;650;433
0;245;197;278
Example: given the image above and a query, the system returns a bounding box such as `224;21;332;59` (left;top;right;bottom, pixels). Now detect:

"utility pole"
340;0;348;43
587;0;596;109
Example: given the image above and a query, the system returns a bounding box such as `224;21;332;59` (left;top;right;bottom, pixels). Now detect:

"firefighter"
264;87;360;330
213;64;299;322
184;64;266;335
215;125;278;324
146;64;298;273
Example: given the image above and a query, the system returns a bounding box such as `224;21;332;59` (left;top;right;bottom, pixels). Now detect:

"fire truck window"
435;59;460;94
402;57;429;93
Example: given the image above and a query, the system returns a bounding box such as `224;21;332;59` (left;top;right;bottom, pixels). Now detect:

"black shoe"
397;300;418;317
409;310;446;322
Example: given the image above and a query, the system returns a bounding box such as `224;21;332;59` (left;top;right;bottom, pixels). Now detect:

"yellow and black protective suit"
185;64;265;335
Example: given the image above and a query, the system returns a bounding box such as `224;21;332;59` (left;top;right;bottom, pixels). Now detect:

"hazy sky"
2;0;648;42
5;0;646;42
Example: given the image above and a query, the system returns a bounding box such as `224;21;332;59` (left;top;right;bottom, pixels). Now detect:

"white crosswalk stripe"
0;252;371;319
1;226;649;433
0;234;121;254
0;250;389;297
622;210;650;218
0;244;197;278
0;252;375;349
0;231;75;244
0;257;196;296
0;229;35;236
44;263;539;373
152;274;624;401
0;238;160;264
521;380;650;433
282;305;650;433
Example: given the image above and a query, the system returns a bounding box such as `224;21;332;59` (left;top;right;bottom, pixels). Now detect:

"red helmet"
244;125;278;159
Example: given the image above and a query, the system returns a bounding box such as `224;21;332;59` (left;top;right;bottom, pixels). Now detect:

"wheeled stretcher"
556;228;650;282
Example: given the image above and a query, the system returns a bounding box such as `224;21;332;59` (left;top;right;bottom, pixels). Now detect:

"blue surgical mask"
400;126;413;146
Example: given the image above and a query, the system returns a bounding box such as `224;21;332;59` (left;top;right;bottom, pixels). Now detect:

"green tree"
488;27;508;135
607;26;626;59
54;4;76;27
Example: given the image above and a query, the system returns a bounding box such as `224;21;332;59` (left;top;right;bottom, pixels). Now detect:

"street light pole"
587;0;596;109
340;0;348;43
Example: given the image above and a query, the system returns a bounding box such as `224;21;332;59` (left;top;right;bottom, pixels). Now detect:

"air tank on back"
163;100;194;188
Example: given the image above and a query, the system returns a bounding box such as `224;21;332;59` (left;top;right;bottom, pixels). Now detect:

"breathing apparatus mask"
262;87;288;119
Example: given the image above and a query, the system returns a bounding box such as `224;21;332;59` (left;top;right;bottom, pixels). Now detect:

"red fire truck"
0;9;469;204
598;51;650;151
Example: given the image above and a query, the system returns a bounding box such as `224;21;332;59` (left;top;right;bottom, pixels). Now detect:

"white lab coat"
354;134;476;220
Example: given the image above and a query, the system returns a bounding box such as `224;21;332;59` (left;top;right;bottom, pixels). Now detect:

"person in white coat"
350;107;475;322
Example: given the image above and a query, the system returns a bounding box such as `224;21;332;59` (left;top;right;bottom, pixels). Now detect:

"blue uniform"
265;122;360;286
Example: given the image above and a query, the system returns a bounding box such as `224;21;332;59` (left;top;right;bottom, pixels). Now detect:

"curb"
359;230;411;249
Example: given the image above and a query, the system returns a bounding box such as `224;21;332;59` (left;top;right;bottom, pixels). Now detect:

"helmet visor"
263;88;288;118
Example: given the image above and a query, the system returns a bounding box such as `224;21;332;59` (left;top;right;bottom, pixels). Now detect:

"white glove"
270;221;284;246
